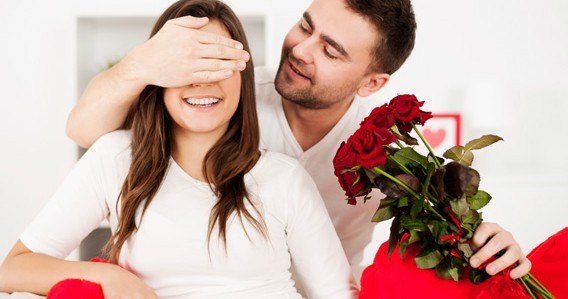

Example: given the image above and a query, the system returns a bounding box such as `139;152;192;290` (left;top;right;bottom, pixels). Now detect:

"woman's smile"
182;95;223;112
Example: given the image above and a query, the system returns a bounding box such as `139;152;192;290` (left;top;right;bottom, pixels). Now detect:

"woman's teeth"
183;97;221;107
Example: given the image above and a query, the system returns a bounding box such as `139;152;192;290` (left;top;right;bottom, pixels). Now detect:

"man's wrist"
111;45;149;92
105;50;148;106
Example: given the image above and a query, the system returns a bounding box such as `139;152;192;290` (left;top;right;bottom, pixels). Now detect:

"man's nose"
291;38;315;65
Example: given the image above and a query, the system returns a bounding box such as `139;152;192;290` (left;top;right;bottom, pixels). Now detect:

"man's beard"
275;52;356;110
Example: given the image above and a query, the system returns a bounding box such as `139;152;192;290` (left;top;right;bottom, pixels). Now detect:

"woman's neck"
171;125;227;182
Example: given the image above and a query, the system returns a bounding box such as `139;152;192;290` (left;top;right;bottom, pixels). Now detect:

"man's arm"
66;16;250;148
470;222;532;279
66;58;145;148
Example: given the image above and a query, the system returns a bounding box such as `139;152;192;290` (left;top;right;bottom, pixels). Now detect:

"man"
67;0;531;283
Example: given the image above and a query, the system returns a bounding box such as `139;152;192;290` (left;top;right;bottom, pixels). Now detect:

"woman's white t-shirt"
19;130;358;299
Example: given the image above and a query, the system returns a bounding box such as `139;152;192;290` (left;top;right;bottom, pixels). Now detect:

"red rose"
389;94;433;126
361;104;395;129
351;124;395;169
389;94;422;122
334;167;369;200
417;110;433;125
333;141;369;200
333;140;358;170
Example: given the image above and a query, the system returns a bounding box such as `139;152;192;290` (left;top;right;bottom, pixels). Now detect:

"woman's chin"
174;121;227;136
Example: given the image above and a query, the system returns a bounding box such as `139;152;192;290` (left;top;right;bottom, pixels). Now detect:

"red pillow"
46;257;110;299
360;228;568;299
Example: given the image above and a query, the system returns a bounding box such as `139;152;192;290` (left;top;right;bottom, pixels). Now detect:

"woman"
0;1;358;298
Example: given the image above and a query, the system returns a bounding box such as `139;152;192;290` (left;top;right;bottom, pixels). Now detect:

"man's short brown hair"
346;0;417;74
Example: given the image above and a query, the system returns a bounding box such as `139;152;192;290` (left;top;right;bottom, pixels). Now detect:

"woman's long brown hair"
102;0;264;263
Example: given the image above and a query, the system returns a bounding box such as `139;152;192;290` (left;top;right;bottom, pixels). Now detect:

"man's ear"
357;72;390;97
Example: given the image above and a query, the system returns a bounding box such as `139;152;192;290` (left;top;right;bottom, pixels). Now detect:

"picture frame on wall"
416;113;462;154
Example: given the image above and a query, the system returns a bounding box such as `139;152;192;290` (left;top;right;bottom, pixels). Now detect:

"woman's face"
164;20;241;136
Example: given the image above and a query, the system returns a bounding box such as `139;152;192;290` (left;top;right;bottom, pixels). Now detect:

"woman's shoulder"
87;130;132;160
255;150;303;173
249;150;313;186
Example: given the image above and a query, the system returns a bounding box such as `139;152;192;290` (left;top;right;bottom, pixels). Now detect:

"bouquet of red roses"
333;94;554;298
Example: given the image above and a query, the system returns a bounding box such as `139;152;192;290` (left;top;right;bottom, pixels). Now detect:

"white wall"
1;0;567;264
0;0;78;260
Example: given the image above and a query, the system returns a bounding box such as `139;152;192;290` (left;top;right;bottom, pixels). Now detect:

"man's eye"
324;47;337;60
299;24;309;33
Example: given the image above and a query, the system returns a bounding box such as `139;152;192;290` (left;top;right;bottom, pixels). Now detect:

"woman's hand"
94;262;157;299
121;15;250;88
469;222;532;279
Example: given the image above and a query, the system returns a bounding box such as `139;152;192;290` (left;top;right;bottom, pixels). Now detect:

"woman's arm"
285;165;359;299
66;16;249;148
0;240;156;298
0;240;100;294
0;132;154;297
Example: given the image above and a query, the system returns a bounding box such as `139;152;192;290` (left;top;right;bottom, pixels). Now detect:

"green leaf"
415;250;444;269
465;168;481;197
443;146;474;167
388;217;402;256
401;215;429;231
391;125;419;146
399;236;410;257
363;168;378;182
458;243;474;259
443;146;462;160
393;148;429;171
450;196;469;217
435;259;452;280
397;197;409;208
468;190;492;210
410;199;424;219
372;205;396;223
375;176;407;199
378;197;398;209
408;230;421;244
428;154;445;166
464;135;504;151
427;220;449;239
396;174;421;192
448;267;460;281
469;267;491;284
399;132;419;146
421;162;436;198
443;162;480;199
431;168;446;200
461;209;481;226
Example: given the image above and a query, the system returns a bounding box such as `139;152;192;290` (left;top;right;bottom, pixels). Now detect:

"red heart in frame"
422;128;446;149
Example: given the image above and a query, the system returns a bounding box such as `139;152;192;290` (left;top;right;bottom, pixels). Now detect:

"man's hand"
469;222;531;279
121;15;250;88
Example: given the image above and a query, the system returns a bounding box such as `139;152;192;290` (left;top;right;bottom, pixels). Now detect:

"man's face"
275;0;379;109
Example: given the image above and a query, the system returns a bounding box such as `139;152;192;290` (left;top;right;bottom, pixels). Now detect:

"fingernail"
470;258;479;267
237;61;246;70
243;52;250;61
235;43;243;50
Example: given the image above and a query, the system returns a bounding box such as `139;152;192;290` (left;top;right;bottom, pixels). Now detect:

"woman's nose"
190;82;214;88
